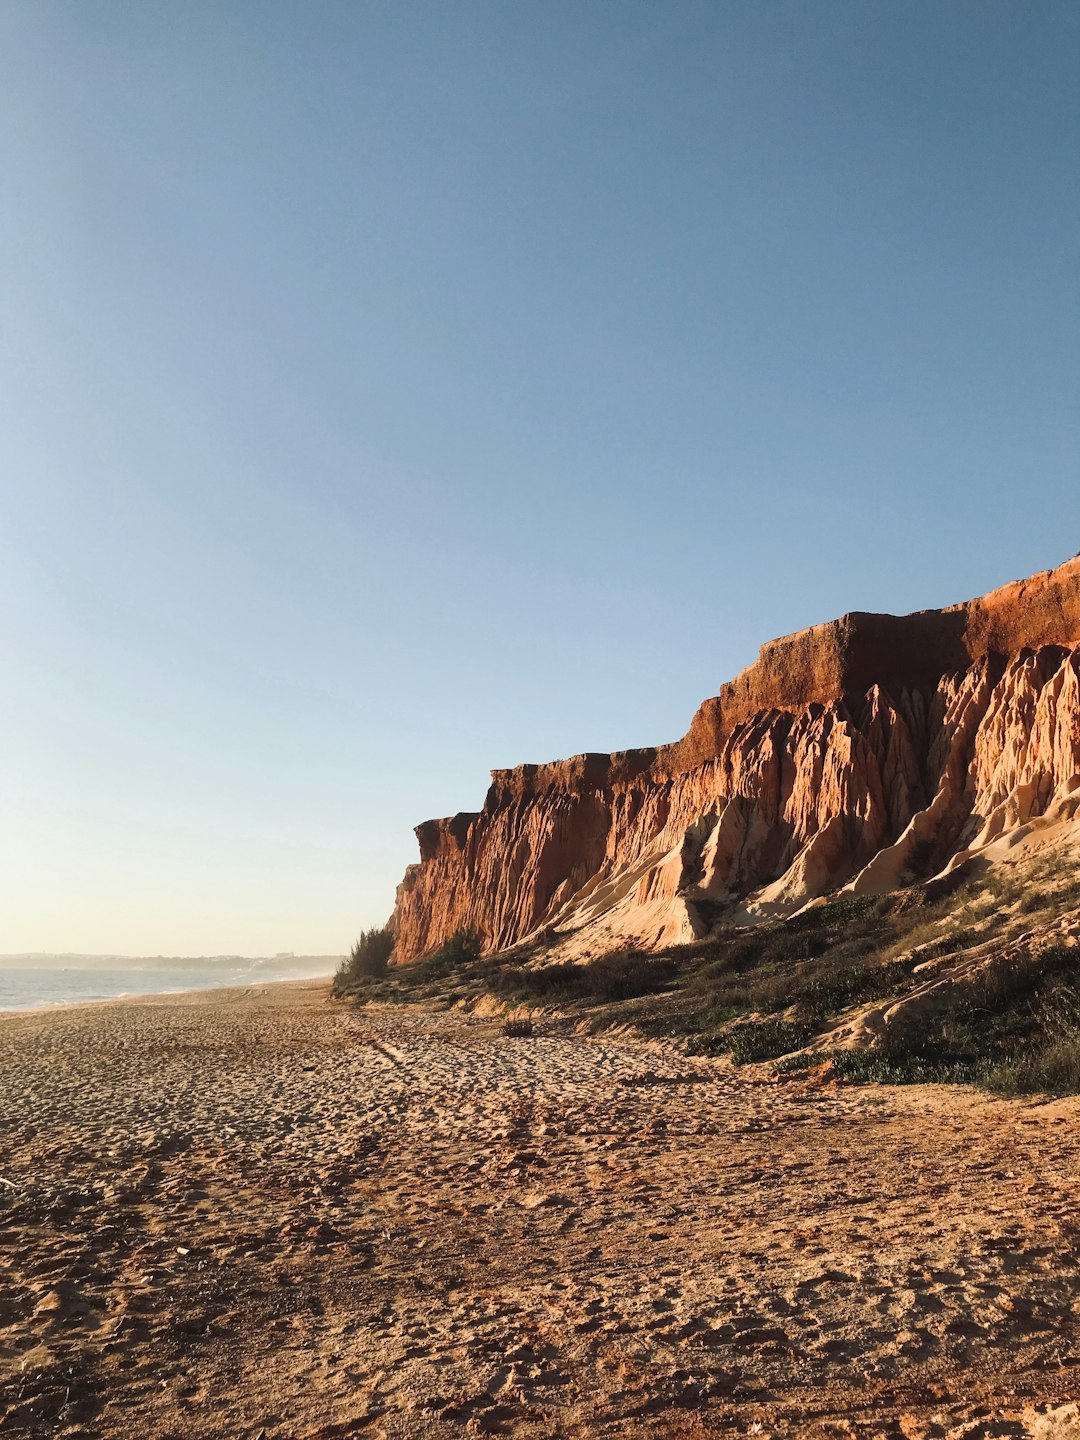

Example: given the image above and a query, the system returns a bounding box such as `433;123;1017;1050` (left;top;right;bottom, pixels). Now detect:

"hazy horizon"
0;949;339;1013
0;951;343;963
3;1;1078;954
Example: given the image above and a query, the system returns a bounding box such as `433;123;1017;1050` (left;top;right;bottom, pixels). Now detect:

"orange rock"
772;1060;837;1087
391;556;1080;961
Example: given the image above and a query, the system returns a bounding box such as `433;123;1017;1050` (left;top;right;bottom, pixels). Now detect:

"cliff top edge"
425;553;1080;818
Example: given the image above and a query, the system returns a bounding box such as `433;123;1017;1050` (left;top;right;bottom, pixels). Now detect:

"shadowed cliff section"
392;555;1080;962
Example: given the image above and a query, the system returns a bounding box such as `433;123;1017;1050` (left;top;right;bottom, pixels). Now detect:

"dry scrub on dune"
339;849;1080;1097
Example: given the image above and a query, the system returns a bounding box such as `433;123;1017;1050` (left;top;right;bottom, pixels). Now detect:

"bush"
494;951;679;1005
333;927;394;994
503;1016;534;1037
773;1048;980;1086
983;978;1080;1095
764;949;1080;1094
986;1033;1080;1095
900;836;939;885
689;948;917;1024
725;1019;815;1065
424;928;484;975
811;894;884;926
567;952;678;1003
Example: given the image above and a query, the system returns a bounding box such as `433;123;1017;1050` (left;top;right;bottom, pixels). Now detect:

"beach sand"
1;981;1079;1438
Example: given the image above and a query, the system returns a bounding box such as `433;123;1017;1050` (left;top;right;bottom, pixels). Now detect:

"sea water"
0;956;338;1012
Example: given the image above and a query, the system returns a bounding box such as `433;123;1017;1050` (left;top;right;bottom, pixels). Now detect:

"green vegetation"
772;1049;982;1085
332;927;394;995
424;927;484;976
488;950;680;1005
770;944;1080;1092
991;1028;1080;1095
975;953;1080;1095
719;1019;815;1065
336;849;1080;1095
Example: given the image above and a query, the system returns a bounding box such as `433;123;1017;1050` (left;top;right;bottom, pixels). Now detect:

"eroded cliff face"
391;557;1080;962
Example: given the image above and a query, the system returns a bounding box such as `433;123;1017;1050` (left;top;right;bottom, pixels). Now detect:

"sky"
1;1;1078;955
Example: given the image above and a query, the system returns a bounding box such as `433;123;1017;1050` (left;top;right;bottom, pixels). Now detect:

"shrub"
811;894;883;926
766;948;1080;1094
494;951;679;1005
691;949;917;1023
333;927;394;994
1018;888;1052;915
570;952;678;1002
983;977;1080;1095
900;837;939;885
503;1016;534;1037
773;1048;980;1086
424;928;484;975
986;1033;1080;1095
726;1019;815;1065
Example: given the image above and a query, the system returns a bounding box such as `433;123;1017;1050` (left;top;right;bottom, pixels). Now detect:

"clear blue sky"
1;1;1077;954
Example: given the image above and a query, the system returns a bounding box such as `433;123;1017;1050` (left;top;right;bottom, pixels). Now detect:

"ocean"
0;955;339;1012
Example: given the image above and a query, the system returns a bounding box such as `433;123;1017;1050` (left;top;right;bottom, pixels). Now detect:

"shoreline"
2;981;1079;1438
0;969;336;1020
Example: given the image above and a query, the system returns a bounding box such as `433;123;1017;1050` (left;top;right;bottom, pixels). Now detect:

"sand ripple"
2;981;1079;1437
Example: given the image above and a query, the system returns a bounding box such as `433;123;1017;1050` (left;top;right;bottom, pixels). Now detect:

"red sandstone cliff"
391;556;1080;962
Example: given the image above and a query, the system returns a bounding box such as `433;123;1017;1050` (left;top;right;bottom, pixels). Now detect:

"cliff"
391;555;1080;962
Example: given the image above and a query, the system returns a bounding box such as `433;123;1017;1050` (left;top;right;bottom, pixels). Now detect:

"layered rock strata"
391;556;1080;962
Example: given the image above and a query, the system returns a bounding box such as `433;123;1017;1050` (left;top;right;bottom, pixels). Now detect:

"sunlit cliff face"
391;557;1080;962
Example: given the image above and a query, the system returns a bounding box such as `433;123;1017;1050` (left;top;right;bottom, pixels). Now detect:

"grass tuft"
502;1016;534;1038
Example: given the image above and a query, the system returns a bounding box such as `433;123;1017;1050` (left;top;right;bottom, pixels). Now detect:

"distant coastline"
0;954;339;1013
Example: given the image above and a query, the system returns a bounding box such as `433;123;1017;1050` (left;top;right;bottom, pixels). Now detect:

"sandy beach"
2;982;1079;1439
